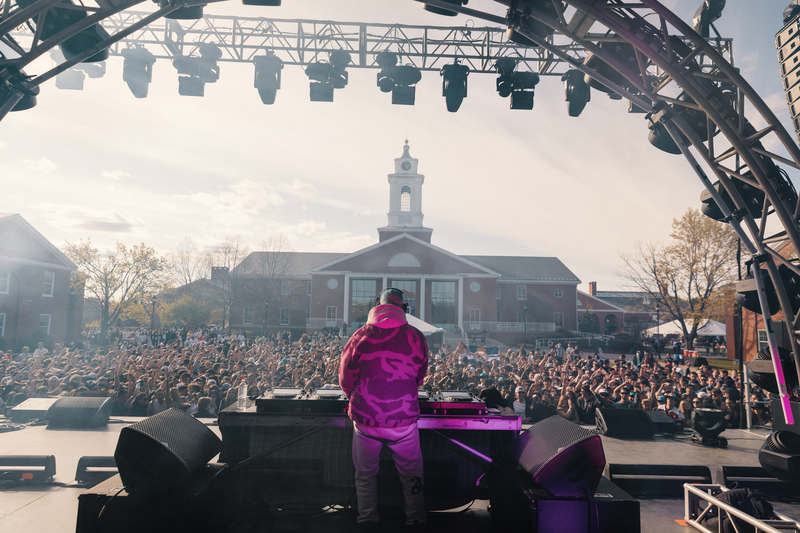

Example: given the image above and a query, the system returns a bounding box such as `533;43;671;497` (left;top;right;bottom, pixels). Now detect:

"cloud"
31;203;142;234
19;158;57;173
101;169;131;181
277;220;373;251
174;179;286;215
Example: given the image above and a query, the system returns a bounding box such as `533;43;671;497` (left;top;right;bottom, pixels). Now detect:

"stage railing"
684;484;800;533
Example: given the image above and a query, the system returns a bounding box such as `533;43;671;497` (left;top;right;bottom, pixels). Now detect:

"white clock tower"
378;140;433;243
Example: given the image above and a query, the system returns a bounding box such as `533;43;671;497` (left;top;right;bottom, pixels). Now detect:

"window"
388;253;421;267
757;330;769;352
306;308;311;322
470;282;480;292
517;285;527;300
554;288;563;298
496;284;501;300
469;309;481;323
517;311;525;323
280;308;290;326
327;278;338;289
39;314;51;335
326;306;338;326
43;271;54;297
554;312;564;328
351;279;377;323
400;186;411;212
431;281;456;327
0;313;5;338
281;281;292;295
307;281;312;295
243;307;253;325
390;280;417;316
496;311;501;322
244;282;254;292
0;271;8;294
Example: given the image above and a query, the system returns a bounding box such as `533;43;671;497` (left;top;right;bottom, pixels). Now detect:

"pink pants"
352;421;427;525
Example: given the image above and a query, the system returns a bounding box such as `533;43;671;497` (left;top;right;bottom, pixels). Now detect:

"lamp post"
150;296;157;332
655;304;661;357
523;304;528;344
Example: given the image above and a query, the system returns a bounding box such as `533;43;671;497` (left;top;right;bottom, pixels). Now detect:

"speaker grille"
45;396;113;428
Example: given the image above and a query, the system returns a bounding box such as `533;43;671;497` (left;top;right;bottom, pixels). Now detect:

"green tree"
579;308;600;333
64;239;170;343
618;208;738;349
163;294;215;328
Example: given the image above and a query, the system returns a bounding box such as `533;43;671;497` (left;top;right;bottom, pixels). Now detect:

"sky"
0;0;797;293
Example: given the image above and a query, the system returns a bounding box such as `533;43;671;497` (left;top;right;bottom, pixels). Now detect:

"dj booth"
218;388;520;510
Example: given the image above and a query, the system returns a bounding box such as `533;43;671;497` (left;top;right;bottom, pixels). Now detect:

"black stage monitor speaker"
596;408;656;439
44;397;113;428
645;409;682;435
505;415;606;498
114;408;222;495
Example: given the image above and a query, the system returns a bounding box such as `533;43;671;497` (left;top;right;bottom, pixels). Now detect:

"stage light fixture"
691;409;727;448
173;43;221;97
304;50;351;102
760;430;800;482
55;69;85;90
582;41;639;97
440;60;469;112
509;71;539;110
61;25;111;63
747;347;799;396
121;47;157;99
0;68;39;112
495;57;516;98
646;99;708;154
253;53;283;105
693;0;726;38
735;263;800;316
421;0;467;17
562;69;590;117
504;2;561;49
699;173;765;222
374;52;421;105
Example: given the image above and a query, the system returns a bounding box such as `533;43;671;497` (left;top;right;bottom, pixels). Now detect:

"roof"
594;291;655;313
461;255;580;283
0;213;78;271
232;252;348;277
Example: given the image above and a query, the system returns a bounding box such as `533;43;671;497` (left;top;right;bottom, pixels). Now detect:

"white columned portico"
343;274;351;323
458;277;464;330
419;277;426;322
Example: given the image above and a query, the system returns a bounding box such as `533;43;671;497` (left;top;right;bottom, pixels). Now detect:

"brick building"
229;142;580;344
577;281;656;336
0;214;81;350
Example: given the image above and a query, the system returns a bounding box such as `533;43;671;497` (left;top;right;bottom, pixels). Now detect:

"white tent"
405;314;445;336
645;319;726;337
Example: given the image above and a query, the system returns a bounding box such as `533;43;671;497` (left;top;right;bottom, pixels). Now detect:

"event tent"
645;319;726;337
406;314;445;347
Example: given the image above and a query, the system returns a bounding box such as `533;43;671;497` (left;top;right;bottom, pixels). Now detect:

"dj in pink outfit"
339;288;429;527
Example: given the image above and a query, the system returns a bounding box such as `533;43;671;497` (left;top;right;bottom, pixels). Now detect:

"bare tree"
254;234;296;327
206;236;250;331
168;237;211;287
618;209;738;349
64;239;170;343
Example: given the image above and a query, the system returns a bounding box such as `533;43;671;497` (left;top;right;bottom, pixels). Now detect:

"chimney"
211;266;229;283
589;281;597;296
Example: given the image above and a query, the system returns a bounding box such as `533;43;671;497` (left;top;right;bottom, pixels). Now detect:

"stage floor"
1;417;797;533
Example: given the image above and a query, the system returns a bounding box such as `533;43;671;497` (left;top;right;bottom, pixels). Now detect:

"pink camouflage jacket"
339;304;429;428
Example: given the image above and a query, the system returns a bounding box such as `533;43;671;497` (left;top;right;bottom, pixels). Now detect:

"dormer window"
401;186;411;212
388;253;421;267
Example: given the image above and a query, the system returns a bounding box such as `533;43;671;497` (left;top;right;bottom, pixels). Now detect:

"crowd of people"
0;329;770;430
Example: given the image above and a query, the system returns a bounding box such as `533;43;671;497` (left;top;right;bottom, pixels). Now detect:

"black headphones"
375;288;409;313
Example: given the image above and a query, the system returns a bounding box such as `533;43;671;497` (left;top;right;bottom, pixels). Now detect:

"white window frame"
517;311;525;323
281;281;292;296
496;284;501;300
39;314;51;335
0;271;9;294
757;330;769;352
0;313;5;338
280;308;290;326
517;285;527;300
554;288;563;298
43;271;54;297
496;311;501;322
243;306;253;325
307;281;312;296
326;306;338;326
469;308;481;323
554;312;564;328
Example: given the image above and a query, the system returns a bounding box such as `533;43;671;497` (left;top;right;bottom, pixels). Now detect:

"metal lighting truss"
0;0;798;420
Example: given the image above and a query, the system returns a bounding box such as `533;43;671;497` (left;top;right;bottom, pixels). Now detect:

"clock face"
401;161;412;171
